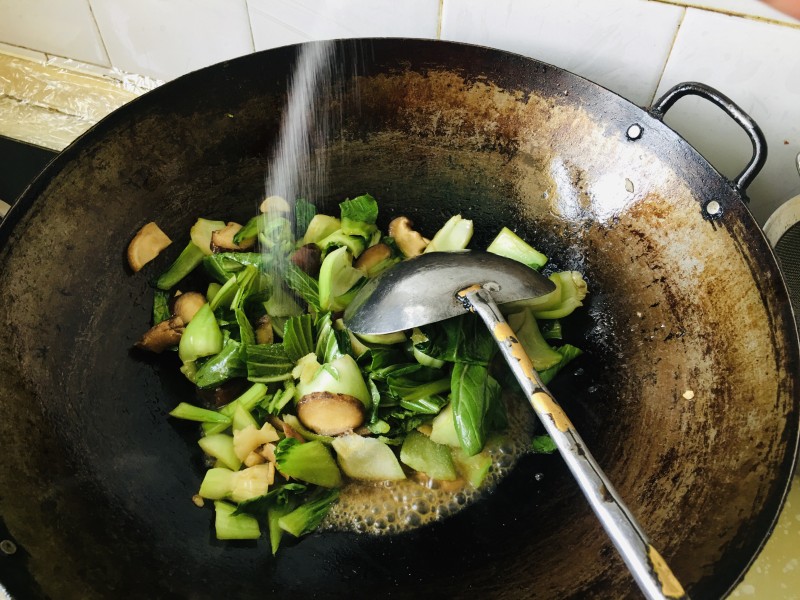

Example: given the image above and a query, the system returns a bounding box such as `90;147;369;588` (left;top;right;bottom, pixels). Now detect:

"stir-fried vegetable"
130;194;588;553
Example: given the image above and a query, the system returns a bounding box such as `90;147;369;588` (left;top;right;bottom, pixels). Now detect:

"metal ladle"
344;250;687;600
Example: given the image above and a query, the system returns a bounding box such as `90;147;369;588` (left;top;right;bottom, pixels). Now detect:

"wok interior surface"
0;39;797;599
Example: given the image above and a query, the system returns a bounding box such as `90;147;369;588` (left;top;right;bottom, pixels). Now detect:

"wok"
0;39;797;599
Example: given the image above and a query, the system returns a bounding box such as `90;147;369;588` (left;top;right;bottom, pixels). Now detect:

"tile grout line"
648;0;800;30
436;0;444;39
647;6;687;108
84;0;114;68
243;0;257;53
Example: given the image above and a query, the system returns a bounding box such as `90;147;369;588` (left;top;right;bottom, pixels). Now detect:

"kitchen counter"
0;0;798;597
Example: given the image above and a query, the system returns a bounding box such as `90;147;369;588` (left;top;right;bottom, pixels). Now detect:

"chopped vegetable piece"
506;309;563;371
487;226;547;270
318;246;364;311
451;446;492;487
169;402;232;424
424;214;473;253
178;303;223;364
275;438;342;488
278;489;339;537
198;434;241;471
190;218;226;256
429;403;460;447
400;431;457;481
295;354;370;408
331;434;406;481
301;214;340;245
127;222;172;272
532;434;558;454
214;501;261;540
156;241;205;290
199;468;235;499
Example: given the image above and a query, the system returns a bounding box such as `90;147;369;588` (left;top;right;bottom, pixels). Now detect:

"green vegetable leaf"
152;289;171;324
450;363;501;456
293;199;316;238
235;307;255;346
232;483;309;521
245;343;294;382
386;364;451;403
531;434;558;454
275;438;342;488
278;488;340;537
538;344;584;385
283;314;314;362
418;315;497;365
194;337;247;388
284;263;321;313
340;194;378;224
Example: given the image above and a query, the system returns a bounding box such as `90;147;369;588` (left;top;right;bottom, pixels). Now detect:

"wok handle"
459;286;689;600
650;82;767;195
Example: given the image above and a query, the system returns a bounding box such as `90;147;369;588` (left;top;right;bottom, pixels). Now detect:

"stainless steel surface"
343;250;556;335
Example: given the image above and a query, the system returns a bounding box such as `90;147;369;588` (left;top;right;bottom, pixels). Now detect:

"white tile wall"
88;0;254;81
248;0;440;50
440;0;685;107
655;8;800;223
652;0;800;25
0;0;109;65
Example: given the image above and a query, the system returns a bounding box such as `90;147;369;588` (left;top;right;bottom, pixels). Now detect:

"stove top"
0;136;58;217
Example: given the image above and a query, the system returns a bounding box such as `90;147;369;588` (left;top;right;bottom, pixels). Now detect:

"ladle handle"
460;286;688;600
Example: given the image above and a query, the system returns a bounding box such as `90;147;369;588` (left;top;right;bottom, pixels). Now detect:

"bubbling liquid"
321;393;537;535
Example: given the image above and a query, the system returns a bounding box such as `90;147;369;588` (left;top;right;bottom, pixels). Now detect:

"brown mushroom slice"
210;222;256;252
127;222;172;272
388;216;429;258
172;291;206;324
254;315;274;345
354;243;392;275
290;244;322;277
296;392;366;436
134;315;185;353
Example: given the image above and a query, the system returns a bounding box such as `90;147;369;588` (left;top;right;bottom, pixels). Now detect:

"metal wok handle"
460;286;688;600
650;82;767;196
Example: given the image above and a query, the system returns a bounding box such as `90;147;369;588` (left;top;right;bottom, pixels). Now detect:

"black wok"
0;39;797;599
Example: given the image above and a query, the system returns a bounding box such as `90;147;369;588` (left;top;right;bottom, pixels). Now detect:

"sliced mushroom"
254;314;274;345
260;195;291;214
172;291;206;324
290;244;322;276
354;242;392;275
297;392;366;436
127;222;172;272
388;216;429;258
210;222;256;252
134;316;185;353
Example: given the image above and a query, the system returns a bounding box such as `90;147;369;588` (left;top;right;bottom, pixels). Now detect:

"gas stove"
0;136;57;219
